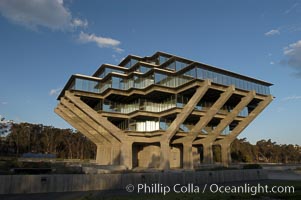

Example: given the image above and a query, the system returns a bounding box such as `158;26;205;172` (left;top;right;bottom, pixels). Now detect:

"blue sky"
0;0;301;145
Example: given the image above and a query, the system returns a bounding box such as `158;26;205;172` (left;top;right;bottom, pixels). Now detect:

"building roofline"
57;74;102;100
154;51;273;86
114;51;273;86
75;51;273;99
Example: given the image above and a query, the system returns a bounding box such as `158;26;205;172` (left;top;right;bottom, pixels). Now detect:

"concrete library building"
55;52;273;170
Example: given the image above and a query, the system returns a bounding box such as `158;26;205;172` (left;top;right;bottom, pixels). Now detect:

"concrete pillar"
96;145;112;165
120;141;133;169
221;143;231;167
183;142;193;169
192;146;201;167
111;144;121;165
160;142;171;170
202;143;213;164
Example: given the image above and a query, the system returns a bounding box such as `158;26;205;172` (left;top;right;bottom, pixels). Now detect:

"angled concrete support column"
183;142;193;169
202;143;213;164
220;142;231;167
55;106;104;145
159;142;171;170
172;85;235;144
120;141;133;169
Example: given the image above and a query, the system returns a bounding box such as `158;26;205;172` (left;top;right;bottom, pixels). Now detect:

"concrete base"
0;169;268;194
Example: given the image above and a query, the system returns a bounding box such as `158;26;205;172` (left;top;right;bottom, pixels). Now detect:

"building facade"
55;52;273;170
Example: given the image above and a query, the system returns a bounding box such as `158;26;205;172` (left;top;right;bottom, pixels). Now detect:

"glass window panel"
79;79;84;91
235;78;240;89
256;84;260;93
196;67;204;79
212;72;218;83
166;62;175;70
251;82;256;92
75;78;81;90
175;61;187;71
155;73;166;84
123;79;133;90
222;75;228;85
184;67;196;77
215;73;221;84
246;81;251;91
124;61;131;68
266;86;270;95
159;56;169;64
241;80;246;90
207;70;213;81
112;77;120;89
201;69;206;79
139;65;150;73
223;75;229;85
124;58;138;68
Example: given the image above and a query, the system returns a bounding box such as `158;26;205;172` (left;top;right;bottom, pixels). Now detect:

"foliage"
0;115;13;137
0;122;96;160
231;138;301;164
0;122;300;164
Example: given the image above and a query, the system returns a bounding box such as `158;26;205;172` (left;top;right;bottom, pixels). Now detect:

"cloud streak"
284;3;299;14
78;32;123;52
265;29;280;36
282;95;301;101
282;40;301;77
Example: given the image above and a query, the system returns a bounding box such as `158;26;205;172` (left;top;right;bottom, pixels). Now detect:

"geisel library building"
55;52;273;170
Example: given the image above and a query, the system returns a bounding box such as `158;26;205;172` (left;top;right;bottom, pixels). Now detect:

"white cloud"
284;3;299;14
0;1;125;52
71;18;88;28
282;95;301;101
49;88;62;96
1;102;8;105
264;29;280;36
284;40;301;56
282;40;301;77
114;47;124;53
78;32;123;52
270;61;274;65
0;0;86;31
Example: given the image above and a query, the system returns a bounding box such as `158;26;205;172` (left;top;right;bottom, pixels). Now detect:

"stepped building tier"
55;52;273;170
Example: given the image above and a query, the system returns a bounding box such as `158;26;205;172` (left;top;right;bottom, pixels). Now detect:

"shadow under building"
55;52;273;170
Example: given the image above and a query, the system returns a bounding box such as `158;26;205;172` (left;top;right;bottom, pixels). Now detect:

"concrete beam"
172;85;235;144
60;98;117;143
55;106;104;145
218;94;273;143
214;95;273;166
164;80;211;141
64;91;126;141
192;90;256;145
